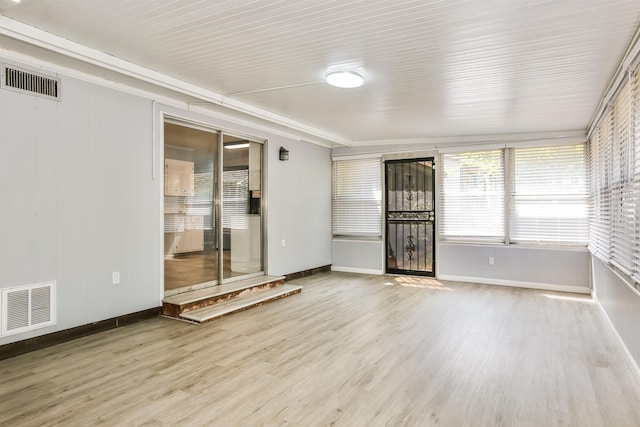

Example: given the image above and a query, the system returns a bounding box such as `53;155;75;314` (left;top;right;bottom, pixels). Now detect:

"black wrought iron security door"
385;158;435;276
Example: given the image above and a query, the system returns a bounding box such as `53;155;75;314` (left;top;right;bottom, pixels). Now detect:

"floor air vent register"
1;282;56;337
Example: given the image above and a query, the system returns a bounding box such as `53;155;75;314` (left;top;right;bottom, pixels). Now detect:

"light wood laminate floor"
1;272;639;426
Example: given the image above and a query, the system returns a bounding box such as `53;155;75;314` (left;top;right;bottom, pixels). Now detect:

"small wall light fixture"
279;147;289;161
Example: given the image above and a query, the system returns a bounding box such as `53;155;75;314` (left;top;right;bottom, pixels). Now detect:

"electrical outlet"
281;239;286;247
112;271;120;285
488;257;495;266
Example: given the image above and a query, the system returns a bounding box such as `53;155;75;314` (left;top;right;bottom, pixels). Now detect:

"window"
440;145;588;245
510;144;588;244
590;70;639;281
332;157;382;237
440;150;504;241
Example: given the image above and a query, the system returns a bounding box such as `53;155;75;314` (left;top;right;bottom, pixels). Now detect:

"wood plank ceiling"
1;0;639;145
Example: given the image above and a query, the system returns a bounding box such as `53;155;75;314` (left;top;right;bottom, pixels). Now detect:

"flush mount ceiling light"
326;70;364;88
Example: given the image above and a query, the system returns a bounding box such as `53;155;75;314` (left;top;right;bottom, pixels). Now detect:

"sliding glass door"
163;122;264;294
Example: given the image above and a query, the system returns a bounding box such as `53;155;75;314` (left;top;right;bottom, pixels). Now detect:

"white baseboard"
593;292;640;382
331;266;384;275
437;274;591;294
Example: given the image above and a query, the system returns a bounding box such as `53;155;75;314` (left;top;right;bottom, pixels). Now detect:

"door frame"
156;107;268;298
384;157;436;277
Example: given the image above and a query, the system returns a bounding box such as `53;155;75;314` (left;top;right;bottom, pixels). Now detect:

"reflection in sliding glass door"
222;136;263;279
163;122;218;292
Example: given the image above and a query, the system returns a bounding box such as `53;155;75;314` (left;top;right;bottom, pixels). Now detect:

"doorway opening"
163;121;264;295
385;158;436;276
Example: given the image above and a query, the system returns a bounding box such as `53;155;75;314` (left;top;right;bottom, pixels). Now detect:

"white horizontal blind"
440;150;504;241
589;65;640;286
589;123;610;260
599;110;614;259
589;109;613;263
633;66;640;282
610;80;634;273
223;169;249;229
332;158;382;237
510;144;588;244
192;171;214;230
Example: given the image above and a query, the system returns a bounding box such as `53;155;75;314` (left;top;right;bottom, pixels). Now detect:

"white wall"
438;244;591;293
331;144;591;293
332;239;591;293
266;140;332;276
0;57;333;345
591;256;640;374
0;68;159;345
332;239;383;274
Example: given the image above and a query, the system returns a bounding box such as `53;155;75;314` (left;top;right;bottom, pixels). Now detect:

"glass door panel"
385;158;435;276
222;136;263;279
164;122;218;292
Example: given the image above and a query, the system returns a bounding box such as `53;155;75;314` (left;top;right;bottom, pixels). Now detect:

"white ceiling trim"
332;132;586;159
0;15;352;147
352;130;586;147
331;153;383;162
437;138;587;154
0;46;342;149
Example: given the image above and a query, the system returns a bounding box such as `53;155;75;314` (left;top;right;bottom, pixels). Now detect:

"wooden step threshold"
162;275;285;317
180;284;302;324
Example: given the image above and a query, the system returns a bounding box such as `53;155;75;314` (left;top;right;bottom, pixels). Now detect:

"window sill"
439;240;588;251
332;236;382;242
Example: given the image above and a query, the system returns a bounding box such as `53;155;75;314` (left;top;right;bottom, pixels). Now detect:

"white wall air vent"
1;281;56;337
1;65;60;100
